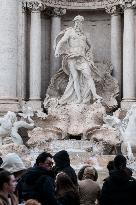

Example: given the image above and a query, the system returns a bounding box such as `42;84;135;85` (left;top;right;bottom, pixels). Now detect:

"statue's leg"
68;58;81;103
82;63;102;100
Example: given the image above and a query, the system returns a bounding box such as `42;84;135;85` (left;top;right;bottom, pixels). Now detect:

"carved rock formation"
45;62;119;112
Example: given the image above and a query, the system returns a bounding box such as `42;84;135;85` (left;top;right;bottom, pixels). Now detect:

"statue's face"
74;20;83;31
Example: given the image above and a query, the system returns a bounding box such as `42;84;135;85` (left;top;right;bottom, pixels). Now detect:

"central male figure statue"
55;15;102;104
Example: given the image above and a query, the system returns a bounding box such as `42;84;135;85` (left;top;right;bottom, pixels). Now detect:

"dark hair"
36;152;52;166
78;165;98;181
56;172;79;198
107;160;114;172
114;154;126;170
0;170;11;190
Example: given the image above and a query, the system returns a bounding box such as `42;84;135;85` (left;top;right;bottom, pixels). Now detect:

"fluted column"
49;8;66;77
27;1;45;110
0;0;19;112
106;4;122;100
121;0;136;109
17;1;27;104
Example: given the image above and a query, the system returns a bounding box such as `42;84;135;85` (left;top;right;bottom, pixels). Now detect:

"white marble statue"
103;110;135;161
123;104;136;146
0;107;35;146
54;15;102;104
0;111;17;145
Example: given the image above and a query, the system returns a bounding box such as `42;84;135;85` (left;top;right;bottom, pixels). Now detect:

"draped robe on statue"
54;27;99;105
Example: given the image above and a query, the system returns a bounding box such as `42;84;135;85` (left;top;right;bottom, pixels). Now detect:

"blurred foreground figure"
25;199;41;205
78;166;100;205
100;154;136;205
56;172;80;205
0;170;18;205
53;150;78;187
18;152;60;205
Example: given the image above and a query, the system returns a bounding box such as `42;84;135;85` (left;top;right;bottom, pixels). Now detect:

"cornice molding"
41;0;106;10
46;7;66;16
22;0;136;11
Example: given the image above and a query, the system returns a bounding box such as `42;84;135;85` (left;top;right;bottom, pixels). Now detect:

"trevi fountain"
1;0;136;183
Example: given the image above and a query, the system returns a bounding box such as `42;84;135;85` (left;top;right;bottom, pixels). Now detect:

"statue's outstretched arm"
55;31;70;57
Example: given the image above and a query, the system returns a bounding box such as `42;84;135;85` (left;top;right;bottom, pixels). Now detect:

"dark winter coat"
17;166;60;205
53;150;78;187
57;191;80;205
100;169;136;205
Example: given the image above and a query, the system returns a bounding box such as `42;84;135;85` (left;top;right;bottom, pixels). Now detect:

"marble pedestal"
121;99;136;110
0;100;19;114
26;100;42;111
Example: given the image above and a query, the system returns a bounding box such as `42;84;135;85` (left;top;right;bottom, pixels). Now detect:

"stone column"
17;1;27;105
121;0;136;109
0;0;19;112
49;8;66;77
106;4;122;100
27;1;45;110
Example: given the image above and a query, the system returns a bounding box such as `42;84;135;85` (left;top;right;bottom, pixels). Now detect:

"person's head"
114;154;127;170
73;15;84;31
53;150;70;169
83;166;97;181
55;172;76;197
107;160;114;173
36;152;53;171
0;170;17;193
1;153;26;179
25;199;41;205
78;165;98;181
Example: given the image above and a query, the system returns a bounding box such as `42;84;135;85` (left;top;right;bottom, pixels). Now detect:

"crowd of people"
0;151;136;205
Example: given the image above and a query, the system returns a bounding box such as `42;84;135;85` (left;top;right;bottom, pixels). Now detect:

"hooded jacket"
17;166;59;205
100;169;136;205
53;150;78;187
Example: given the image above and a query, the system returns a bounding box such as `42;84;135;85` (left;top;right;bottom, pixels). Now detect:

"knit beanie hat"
1;153;26;173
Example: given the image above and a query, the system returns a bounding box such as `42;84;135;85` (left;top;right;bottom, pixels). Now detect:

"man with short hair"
100;154;136;205
18;152;60;205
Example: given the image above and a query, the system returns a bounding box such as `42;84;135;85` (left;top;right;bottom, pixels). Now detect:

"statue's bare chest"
69;32;86;45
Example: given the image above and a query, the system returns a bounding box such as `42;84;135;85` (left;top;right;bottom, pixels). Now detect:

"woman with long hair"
55;172;80;205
